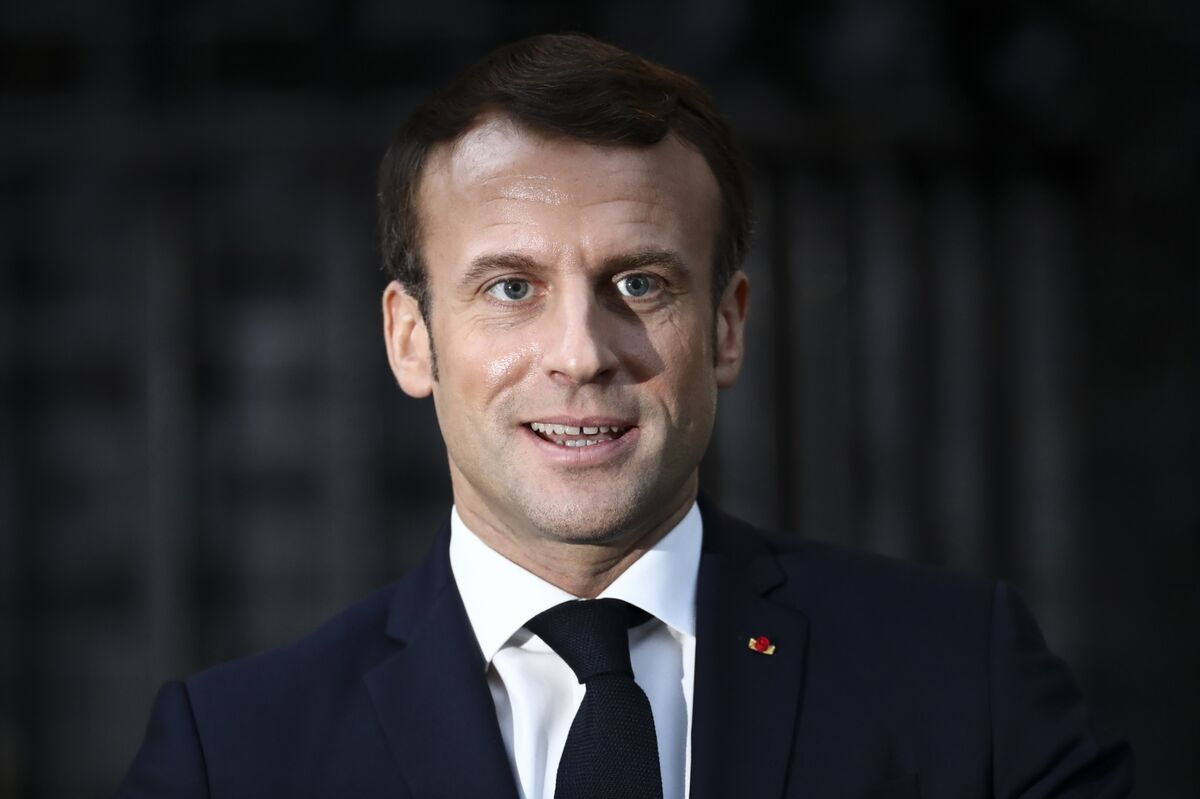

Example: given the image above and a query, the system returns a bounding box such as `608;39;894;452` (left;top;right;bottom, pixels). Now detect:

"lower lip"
521;425;640;466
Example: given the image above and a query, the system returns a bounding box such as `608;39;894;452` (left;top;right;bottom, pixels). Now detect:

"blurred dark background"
1;1;1196;796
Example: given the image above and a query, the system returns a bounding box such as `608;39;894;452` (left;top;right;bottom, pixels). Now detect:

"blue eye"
487;279;532;301
616;274;657;298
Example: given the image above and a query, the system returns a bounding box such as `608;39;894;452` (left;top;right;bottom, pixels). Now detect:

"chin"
516;479;686;546
525;501;639;545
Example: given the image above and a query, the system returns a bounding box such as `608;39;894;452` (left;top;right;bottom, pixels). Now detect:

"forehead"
414;117;721;271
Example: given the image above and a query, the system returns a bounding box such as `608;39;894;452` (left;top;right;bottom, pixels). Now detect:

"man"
116;34;1132;799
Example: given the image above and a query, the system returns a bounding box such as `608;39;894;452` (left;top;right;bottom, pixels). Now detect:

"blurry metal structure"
0;2;1196;796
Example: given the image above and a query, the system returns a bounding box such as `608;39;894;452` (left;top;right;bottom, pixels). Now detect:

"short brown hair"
378;33;752;322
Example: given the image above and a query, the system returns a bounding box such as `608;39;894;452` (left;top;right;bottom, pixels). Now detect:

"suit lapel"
361;504;809;799
364;526;520;799
689;501;811;799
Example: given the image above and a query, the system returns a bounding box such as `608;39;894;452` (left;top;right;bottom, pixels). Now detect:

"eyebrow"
457;252;542;291
605;248;689;276
457;248;690;291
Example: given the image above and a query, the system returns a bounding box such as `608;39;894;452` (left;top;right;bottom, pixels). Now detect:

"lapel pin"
748;636;776;655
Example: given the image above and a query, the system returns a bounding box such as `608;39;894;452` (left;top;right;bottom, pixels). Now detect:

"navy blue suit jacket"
116;501;1132;798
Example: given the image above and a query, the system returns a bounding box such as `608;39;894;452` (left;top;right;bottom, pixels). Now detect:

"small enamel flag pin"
748;636;776;655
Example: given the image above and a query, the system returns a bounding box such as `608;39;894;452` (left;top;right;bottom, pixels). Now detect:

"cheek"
647;326;716;417
658;308;713;368
484;350;524;388
453;334;540;398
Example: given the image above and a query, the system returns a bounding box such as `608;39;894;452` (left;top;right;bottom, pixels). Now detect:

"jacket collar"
689;497;810;799
364;501;810;799
364;521;521;799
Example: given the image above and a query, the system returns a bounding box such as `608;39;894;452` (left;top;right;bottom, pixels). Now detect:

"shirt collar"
449;502;702;666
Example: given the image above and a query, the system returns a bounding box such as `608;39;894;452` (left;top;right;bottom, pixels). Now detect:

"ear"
714;270;749;389
383;281;433;398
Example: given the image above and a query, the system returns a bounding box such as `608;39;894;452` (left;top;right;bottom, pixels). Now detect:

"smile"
528;421;631;447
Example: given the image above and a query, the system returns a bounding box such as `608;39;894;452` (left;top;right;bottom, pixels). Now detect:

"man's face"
384;118;748;548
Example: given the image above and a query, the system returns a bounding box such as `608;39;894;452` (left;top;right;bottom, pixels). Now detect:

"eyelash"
485;278;535;302
482;273;665;304
614;273;660;298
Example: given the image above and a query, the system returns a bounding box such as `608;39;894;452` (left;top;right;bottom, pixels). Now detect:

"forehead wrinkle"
573;192;662;211
421;125;721;281
479;175;571;206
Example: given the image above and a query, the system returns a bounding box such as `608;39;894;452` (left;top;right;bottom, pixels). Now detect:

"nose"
539;285;619;385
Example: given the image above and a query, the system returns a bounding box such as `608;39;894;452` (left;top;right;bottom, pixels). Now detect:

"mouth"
526;420;634;448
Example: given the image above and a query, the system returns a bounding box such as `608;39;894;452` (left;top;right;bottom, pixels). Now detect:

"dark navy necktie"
525;598;664;799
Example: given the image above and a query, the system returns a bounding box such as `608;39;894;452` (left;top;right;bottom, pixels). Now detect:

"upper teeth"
530;422;626;435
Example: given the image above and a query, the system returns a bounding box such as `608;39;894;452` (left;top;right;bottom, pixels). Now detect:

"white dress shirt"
449;503;701;799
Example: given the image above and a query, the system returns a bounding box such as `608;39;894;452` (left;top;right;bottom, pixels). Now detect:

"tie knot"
525;598;650;683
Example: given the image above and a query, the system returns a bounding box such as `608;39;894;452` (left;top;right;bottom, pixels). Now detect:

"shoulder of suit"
726;513;997;637
769;530;991;594
186;579;401;704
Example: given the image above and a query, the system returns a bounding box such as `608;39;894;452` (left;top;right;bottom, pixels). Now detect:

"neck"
453;483;697;598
